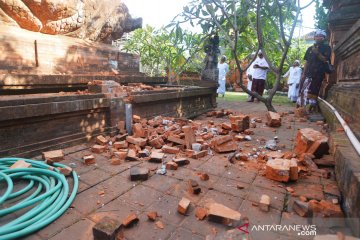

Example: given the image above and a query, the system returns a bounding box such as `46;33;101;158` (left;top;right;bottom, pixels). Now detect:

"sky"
122;0;317;36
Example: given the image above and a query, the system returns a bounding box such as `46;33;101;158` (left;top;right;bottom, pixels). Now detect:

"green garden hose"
0;157;78;240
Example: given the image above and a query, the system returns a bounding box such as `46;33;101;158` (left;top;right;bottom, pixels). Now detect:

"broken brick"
132;123;146;138
110;158;121;165
266;158;292;182
130;167;149;181
149;151;164;163
162;145;180;154
213;141;237;153
114;151;127;160
259;194;270;212
96;135;108;145
178;197;191;215
155;221;164;229
294;107;306;118
188;180;201;194
93;216;122;240
266;111;281;127
125;149;138;161
199;173;209;181
167;135;186;145
57;166;72;176
149;137;164;149
126;136;147;147
173;158;190;166
122;213;139;228
294;128;329;158
42;150;64;162
309;200;344;218
195;207;207;220
117;120;126;134
221;122;232;130
166;161;178;170
132;115;141;123
83;155;96;165
206;202;241;225
91;145;106;154
113;141;128;149
211;135;233;146
192;150;208;159
10;160;31;169
293;200;310;217
147;212;158;221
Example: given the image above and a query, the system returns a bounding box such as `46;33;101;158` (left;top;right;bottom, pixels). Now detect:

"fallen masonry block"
211;135;233;147
138;150;150;158
57;166;72;176
133;115;141;123
125;149;138;161
266;158;298;182
115;133;128;142
213;141;237;153
93;216;122;240
110;158;121;165
294;128;329;158
166;161;178;170
117;121;126;134
10;160;31;169
155;221;164;229
122;213;139;228
96;135;108;145
259;195;270;212
147;212;158;221
132;123;146;138
182;126;196;149
236;153;248;161
150;151;164;163
266;111;282;127
313;155;335;167
149;137;164;149
293;200;310;217
221;123;232;130
294;107;306;118
113;141;128;149
229;115;250;132
162;145;180;154
206;202;241;225
309;200;344;218
173;158;190;166
91;145;106;154
192;150;208;159
266;151;284;159
42;150;64;162
130;167;149;181
195;207;207;220
114;151;127;160
167;135;186;146
234;135;245;141
83;155;96;165
126;136;147;147
289;158;298;181
199;173;209;181
178;197;191;215
188;180;201;195
185;149;195;158
243;129;254;135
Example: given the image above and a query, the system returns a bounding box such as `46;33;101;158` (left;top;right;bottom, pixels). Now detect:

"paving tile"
247;185;286;211
197;156;228;176
37;208;83;239
252;175;286;194
49;218;95;240
166;179;208;204
289;183;324;201
78;168;111;186
97;159;140;175
198;189;243;210
222;166;257;184
117;185;163;211
142;174;181;193
96;174;134;199
147;194;188;225
280;212;312;239
212;177;250;199
168;227;204;240
124;213;176;240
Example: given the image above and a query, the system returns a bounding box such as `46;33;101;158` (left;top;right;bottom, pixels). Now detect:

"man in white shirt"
246;53;256;101
248;50;269;102
217;56;229;97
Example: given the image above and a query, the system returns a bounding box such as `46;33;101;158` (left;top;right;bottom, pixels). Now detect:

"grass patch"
217;91;295;106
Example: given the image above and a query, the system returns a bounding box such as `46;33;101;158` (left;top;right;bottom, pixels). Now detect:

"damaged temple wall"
319;0;360;236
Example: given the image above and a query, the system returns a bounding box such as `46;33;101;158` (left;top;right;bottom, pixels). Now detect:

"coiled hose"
0;158;78;240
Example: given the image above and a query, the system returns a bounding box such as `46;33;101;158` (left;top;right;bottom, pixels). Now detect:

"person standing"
297;29;331;111
283;60;302;102
246;53;256;101
217;55;229;97
248;50;269;102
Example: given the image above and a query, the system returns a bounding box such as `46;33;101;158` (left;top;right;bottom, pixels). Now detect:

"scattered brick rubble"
40;107;346;238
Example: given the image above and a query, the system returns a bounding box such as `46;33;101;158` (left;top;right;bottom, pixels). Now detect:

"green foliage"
122;25;205;78
314;0;328;30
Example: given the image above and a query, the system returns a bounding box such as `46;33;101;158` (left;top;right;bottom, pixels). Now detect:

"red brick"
294;107;306;118
130;167;149;181
155;221;164;229
266;158;291;182
199;173;209;181
149;137;164;149
294;128;329;158
192;150;208;159
113;141;128;149
229;115;249;132
114;151;127;160
132;123;146;138
149;151;164;163
167;135;186;145
126;136;147;147
173;158;190;166
211;135;232;147
57;166;72;176
259;194;270;212
178;197;191;215
213;141;237;153
195;207;207;220
117;121;126;134
91;145;106;154
42;150;64;162
182;126;196;149
266;111;282;127
83;155;96;165
162;145;180;154
10;160;31;169
93;216;122;240
147;212;158;221
132;115;141;123
110;158;121;165
206;202;241;225
122;213;139;227
96;135;108;145
221;122;232;130
166;161;178;170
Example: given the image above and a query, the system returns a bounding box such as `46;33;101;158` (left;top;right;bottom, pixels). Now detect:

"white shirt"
283;66;302;85
251;57;269;80
218;62;229;81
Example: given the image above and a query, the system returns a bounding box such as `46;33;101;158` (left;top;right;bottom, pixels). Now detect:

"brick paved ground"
24;99;354;240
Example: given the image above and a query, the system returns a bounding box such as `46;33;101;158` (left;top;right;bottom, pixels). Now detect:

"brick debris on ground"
23;100;354;240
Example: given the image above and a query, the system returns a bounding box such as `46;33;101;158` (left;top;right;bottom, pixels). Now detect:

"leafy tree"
122;25;205;83
172;0;314;112
314;0;328;31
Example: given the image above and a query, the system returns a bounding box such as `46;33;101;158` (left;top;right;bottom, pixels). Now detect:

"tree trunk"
264;98;276;112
